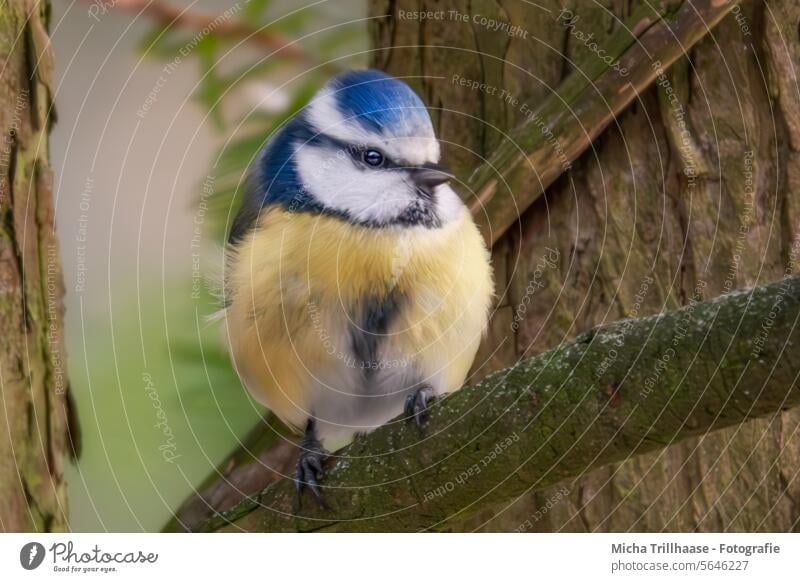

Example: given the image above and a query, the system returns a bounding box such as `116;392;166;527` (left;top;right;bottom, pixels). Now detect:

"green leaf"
194;35;225;129
242;0;272;21
137;24;184;59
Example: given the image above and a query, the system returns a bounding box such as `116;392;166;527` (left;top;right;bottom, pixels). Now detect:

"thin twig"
81;0;337;71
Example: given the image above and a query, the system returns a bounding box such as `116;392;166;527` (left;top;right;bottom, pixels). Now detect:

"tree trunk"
370;0;800;531
0;0;73;532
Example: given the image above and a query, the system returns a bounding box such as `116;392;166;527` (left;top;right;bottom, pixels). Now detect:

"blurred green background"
50;0;367;532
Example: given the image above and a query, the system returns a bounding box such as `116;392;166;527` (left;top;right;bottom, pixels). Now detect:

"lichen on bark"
0;0;72;533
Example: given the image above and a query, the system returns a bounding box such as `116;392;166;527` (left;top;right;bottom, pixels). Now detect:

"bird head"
234;69;462;240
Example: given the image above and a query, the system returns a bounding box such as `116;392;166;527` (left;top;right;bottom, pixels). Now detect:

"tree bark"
368;0;800;532
0;0;73;532
196;275;800;532
465;0;737;246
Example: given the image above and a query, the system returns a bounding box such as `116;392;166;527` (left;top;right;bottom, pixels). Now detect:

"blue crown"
327;69;431;136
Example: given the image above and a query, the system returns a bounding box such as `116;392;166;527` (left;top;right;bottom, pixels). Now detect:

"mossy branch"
185;276;800;532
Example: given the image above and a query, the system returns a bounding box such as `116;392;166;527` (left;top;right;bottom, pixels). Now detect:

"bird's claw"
404;385;433;429
295;436;327;509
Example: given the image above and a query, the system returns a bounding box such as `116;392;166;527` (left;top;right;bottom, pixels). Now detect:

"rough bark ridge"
0;0;72;532
198;276;800;532
370;0;800;531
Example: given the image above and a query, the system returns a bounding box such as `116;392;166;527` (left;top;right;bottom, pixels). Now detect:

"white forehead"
305;88;441;166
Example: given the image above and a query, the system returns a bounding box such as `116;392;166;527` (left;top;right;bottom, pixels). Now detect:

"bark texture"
198;276;800;532
370;0;800;531
167;0;800;532
0;0;72;532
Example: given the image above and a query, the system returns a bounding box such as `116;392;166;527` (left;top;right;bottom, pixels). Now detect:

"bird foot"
404;384;434;429
294;430;327;509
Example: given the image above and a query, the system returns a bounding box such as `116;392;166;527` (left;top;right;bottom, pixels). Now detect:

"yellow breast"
224;206;493;435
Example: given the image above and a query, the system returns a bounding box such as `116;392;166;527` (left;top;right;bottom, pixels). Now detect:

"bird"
222;69;494;501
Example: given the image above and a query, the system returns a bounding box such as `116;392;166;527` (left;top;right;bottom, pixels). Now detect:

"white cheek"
435;184;466;225
295;147;417;224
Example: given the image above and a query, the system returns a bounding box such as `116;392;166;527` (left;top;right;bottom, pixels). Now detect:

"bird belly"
225;206;493;448
228;297;427;447
301;313;422;447
268;294;485;448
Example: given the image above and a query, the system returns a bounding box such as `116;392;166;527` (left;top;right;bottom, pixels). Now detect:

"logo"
20;542;46;570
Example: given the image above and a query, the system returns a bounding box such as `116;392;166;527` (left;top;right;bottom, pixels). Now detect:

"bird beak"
412;163;454;194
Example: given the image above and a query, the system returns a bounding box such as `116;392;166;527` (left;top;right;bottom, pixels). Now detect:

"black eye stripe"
309;133;406;170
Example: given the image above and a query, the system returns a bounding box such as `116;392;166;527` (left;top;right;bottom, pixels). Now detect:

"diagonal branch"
192;275;800;532
467;0;737;245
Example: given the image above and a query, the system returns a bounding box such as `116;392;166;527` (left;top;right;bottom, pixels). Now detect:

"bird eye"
362;149;384;167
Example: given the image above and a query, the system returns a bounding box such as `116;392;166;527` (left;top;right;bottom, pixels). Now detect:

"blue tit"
223;69;494;499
